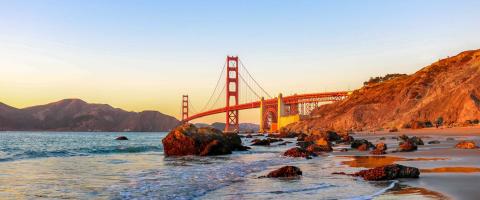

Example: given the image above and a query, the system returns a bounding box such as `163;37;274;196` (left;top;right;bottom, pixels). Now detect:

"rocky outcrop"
260;166;302;178
283;147;317;159
455;140;477;149
162;124;249;156
354;164;420;181
284;49;480;132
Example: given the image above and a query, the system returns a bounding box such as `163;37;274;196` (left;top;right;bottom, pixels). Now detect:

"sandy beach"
334;126;480;199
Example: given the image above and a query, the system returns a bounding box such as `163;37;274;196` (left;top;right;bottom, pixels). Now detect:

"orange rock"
455;140;477;149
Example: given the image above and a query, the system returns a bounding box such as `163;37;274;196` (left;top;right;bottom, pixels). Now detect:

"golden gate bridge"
181;56;351;133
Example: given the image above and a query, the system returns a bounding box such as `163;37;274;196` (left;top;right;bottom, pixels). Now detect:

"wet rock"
115;136;128;140
297;133;307;141
357;143;370;151
246;134;253;138
375;142;387;151
162;123;249;156
261;166;302;178
340;134;354;144
354;164;420;181
409;136;424;145
455;140;477;149
339;148;349;152
306;143;333;153
278;141;293;145
427;140;441;144
251;138;283;146
275;129;301;138
369;143;387;154
351;139;374;150
251;139;270;146
379;137;386;140
391;136;398;140
398;140;417;152
283;147;317;159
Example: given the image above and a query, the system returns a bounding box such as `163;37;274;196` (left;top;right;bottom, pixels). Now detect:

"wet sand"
334;126;480;200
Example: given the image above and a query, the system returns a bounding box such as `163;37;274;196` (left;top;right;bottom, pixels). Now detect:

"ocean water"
0;132;436;200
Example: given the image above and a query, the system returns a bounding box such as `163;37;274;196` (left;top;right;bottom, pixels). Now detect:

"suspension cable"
238;59;272;98
200;61;227;112
239;74;261;99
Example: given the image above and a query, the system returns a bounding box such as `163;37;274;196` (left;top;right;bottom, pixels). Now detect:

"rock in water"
263;166;302;178
455;140;477;149
398;140;417;152
354;164;420;181
115;136;128;140
370;142;387;155
283;147;317;159
428;140;441;144
162;123;249;156
351;139;374;150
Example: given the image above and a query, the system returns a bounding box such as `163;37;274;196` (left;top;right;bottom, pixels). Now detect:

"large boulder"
261;166;302;178
162;123;249;156
455;140;477;149
354;164;420;181
283;147;317;159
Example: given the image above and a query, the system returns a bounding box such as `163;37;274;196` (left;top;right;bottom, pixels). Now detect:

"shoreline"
334;127;480;200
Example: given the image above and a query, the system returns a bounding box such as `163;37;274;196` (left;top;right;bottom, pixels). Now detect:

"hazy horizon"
1;0;480;123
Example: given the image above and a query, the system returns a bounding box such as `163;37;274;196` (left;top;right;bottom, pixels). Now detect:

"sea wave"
0;145;163;162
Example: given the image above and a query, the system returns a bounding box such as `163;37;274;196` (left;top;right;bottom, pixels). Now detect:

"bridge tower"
181;95;188;121
225;56;239;132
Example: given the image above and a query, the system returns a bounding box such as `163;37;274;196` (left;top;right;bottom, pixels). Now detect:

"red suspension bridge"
182;56;351;133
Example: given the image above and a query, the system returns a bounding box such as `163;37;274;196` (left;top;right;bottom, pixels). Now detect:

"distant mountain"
285;49;480;132
0;99;180;132
195;122;260;132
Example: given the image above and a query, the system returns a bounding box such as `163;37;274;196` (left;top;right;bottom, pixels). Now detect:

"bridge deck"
184;91;350;121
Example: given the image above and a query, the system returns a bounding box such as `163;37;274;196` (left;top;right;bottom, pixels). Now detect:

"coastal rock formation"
0;99;179;131
283;147;317;159
261;166;302;178
354;164;420;181
455;140;477;149
283;49;480;132
162;123;249;156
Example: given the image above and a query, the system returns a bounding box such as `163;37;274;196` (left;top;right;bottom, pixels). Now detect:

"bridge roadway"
184;91;350;122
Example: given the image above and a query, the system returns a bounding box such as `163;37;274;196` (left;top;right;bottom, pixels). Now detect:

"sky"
1;0;480;123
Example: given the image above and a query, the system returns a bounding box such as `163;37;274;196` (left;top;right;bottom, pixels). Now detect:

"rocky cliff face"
285;49;480;132
0;99;179;131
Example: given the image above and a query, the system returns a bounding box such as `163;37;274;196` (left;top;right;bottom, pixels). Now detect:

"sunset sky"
1;0;480;123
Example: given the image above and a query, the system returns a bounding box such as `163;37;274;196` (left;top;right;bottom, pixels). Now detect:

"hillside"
0;99;180;131
285;49;480;133
195;122;260;132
